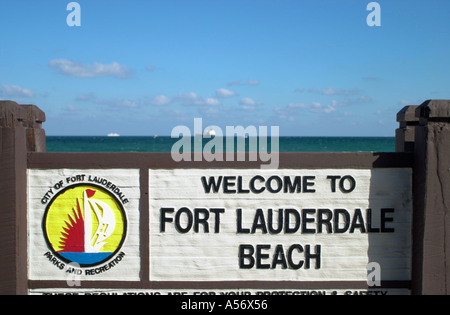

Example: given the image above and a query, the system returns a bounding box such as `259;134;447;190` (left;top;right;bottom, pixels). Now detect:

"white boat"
203;129;216;138
107;133;120;137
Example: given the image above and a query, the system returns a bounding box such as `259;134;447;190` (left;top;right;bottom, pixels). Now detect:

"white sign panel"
28;169;141;281
149;169;412;282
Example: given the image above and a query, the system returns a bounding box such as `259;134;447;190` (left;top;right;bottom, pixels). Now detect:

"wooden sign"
26;166;412;293
149;169;412;283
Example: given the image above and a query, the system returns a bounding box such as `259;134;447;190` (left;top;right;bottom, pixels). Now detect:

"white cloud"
239;97;257;106
289;102;336;114
277;93;374;121
177;92;201;104
0;84;35;98
49;59;131;79
320;105;337;114
239;97;262;111
151;95;171;106
204;98;220;106
176;92;220;106
216;88;236;98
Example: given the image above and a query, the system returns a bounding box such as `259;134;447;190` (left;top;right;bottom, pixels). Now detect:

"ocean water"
46;136;395;153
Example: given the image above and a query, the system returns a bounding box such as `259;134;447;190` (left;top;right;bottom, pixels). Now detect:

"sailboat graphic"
54;187;123;266
83;189;116;253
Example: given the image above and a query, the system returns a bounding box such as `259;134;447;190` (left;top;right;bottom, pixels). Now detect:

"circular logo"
43;184;127;267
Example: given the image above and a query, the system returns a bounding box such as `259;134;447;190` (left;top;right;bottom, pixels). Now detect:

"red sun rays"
59;198;85;253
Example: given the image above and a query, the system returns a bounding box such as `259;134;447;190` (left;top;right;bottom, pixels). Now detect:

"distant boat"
107;133;120;137
203;129;216;138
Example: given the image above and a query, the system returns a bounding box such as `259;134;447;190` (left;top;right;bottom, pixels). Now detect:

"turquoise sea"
46;136;395;153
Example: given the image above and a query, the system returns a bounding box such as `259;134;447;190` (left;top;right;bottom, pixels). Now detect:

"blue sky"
0;0;449;136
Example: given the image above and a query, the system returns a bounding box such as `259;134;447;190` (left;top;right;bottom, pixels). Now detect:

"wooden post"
0;101;46;295
396;105;419;153
413;100;450;295
22;105;46;152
